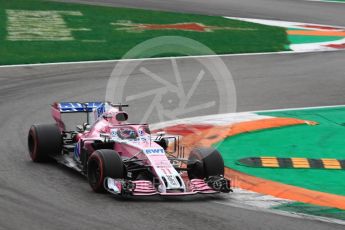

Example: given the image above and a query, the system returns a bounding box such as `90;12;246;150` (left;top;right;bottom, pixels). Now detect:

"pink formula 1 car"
28;102;231;196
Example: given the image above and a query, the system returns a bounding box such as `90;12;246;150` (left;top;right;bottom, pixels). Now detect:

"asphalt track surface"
55;0;345;26
1;0;345;230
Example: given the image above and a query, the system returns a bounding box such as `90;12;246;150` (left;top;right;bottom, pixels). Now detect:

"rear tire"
28;124;62;162
187;147;224;179
87;149;125;193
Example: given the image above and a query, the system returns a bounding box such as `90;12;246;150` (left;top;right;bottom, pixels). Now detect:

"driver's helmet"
117;127;137;139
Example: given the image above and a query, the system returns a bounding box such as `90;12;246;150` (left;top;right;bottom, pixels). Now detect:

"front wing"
104;177;231;196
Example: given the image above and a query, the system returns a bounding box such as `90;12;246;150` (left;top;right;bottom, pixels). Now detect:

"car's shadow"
109;193;228;203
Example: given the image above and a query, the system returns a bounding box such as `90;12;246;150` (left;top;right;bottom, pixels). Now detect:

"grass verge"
0;0;289;65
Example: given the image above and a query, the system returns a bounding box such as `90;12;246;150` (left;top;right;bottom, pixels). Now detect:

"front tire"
28;124;62;162
187;147;224;179
87;149;125;193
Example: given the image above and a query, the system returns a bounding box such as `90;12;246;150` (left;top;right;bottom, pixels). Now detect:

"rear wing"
53;102;105;113
51;102;106;131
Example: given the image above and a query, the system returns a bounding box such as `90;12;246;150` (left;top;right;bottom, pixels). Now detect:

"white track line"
247;104;345;113
214;198;345;226
0;49;342;68
226;16;345;31
308;0;345;3
151;104;345;129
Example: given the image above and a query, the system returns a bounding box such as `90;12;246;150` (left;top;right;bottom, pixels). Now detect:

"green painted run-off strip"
215;106;345;197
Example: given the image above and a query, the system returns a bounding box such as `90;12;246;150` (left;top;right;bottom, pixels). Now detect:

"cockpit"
110;125;151;141
116;127;138;140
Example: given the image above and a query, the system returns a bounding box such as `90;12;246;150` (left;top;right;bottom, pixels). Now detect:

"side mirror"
155;136;178;154
156;138;168;150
